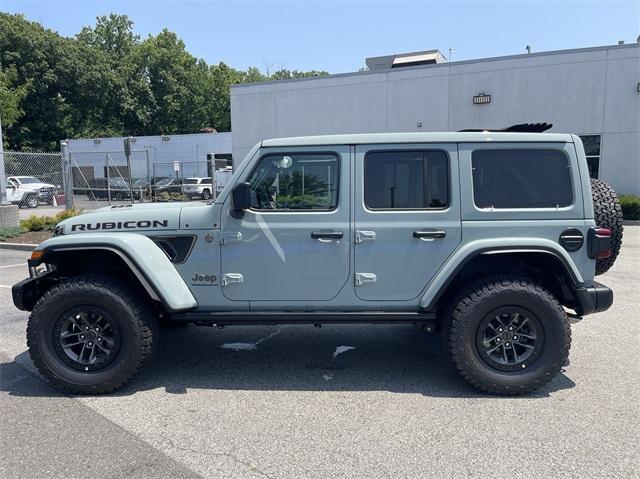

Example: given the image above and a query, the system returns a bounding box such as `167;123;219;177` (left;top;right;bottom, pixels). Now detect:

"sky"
1;0;639;73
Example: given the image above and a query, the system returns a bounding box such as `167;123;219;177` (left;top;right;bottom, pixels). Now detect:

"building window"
472;149;573;209
364;150;449;209
579;135;601;179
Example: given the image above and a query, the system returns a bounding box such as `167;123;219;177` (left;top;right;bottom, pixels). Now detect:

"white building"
231;43;640;195
65;131;232;182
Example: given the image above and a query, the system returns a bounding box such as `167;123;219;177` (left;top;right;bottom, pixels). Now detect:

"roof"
232;42;638;90
261;132;574;147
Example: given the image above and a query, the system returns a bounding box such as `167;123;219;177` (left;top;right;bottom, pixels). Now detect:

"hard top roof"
261;131;574;148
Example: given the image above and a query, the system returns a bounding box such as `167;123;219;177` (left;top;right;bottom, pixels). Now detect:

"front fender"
418;238;584;310
32;233;197;312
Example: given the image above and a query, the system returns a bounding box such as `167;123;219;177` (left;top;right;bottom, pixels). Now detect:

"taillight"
588;227;612;259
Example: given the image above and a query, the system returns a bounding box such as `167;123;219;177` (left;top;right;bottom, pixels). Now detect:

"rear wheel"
27;274;158;394
591;178;623;275
444;276;570;395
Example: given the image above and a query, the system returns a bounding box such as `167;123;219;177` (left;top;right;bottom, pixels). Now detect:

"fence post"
60;141;74;210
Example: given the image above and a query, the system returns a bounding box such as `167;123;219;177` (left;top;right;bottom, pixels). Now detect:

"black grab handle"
311;231;344;240
413;230;446;239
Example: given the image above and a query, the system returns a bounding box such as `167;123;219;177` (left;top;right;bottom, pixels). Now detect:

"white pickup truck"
5;178;40;208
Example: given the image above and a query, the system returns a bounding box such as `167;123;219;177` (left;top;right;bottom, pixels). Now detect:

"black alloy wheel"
53;306;121;371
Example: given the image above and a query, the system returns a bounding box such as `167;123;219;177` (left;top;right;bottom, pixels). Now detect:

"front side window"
247;153;339;210
364;150;449;209
472;149;573;209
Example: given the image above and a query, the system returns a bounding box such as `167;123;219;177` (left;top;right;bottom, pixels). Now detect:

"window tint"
247;153;339;210
364;151;449;209
472;149;573;209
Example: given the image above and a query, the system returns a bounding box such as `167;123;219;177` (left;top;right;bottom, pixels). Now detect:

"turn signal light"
30;250;44;261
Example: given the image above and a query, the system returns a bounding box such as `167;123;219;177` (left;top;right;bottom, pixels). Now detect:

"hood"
57;202;198;235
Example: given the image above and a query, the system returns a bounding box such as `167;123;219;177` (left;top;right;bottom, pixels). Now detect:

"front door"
354;144;461;301
220;146;351;302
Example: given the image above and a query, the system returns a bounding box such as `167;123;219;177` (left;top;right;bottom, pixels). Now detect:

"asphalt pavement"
1;229;639;478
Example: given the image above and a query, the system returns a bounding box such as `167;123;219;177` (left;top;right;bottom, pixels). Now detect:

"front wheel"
25;195;39;208
443;276;571;395
201;189;211;200
27;274;158;394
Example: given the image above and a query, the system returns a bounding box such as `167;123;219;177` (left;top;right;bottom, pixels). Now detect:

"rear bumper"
575;281;613;316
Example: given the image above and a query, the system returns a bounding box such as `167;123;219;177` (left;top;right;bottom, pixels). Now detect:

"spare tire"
591;178;623;275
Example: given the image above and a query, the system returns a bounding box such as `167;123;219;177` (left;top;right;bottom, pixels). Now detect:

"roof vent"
365;50;447;70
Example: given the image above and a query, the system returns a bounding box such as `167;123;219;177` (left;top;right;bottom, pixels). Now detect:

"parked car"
13;130;622;395
152;177;184;197
181;177;213;199
84;177;138;201
5;179;40;208
7;175;56;204
214;167;233;195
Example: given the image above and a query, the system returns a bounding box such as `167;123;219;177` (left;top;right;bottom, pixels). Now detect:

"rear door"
354;144;461;301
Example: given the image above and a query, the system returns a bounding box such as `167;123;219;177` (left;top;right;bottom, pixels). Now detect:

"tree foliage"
0;13;328;150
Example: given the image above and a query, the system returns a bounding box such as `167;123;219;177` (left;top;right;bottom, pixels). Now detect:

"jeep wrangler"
12;132;622;395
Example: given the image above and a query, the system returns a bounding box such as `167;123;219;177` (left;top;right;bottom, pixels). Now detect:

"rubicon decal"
71;220;169;231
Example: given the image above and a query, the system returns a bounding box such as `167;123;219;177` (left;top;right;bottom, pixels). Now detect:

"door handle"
311;231;344;240
413;230;446;239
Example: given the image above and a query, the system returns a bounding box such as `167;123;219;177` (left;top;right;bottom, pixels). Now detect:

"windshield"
16;177;41;184
156;178;173;186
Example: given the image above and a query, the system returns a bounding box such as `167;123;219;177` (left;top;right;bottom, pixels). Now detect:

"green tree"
0;66;28;132
0;13;75;150
138;29;210;134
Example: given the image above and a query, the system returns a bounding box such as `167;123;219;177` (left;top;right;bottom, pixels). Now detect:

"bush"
0;227;22;241
619;195;640;221
20;209;82;232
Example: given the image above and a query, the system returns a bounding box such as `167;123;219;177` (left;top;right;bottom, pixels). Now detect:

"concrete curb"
622;220;640;226
0;242;37;251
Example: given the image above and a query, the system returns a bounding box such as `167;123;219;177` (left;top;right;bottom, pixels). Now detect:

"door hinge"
222;273;244;286
355;230;376;244
355;272;377;286
221;232;242;244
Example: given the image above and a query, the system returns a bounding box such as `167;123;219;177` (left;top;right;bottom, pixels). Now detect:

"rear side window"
364;150;449;209
472;149;573;209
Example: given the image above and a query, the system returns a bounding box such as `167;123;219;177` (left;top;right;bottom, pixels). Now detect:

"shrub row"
619;195;640;221
20;209;82;232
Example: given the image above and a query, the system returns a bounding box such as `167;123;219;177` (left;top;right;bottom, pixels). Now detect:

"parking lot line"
0;263;26;270
0;285;11;289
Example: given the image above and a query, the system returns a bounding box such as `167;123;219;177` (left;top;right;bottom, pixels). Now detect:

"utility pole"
0;109;7;204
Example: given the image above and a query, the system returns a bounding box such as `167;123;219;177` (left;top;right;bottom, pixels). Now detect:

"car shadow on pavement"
1;324;575;399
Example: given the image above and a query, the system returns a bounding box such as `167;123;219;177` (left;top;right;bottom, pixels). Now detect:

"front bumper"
12;271;54;311
575;281;613;316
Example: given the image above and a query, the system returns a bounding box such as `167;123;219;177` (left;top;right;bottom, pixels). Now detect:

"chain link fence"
2;145;232;215
3;151;65;212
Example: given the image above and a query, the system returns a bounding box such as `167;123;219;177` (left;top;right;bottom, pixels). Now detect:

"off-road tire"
444;276;571;396
591;178;623;275
27;274;158;394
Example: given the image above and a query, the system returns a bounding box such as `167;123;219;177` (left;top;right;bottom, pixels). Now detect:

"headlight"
53;225;64;236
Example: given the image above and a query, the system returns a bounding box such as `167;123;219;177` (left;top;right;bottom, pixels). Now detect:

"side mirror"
231;182;251;211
